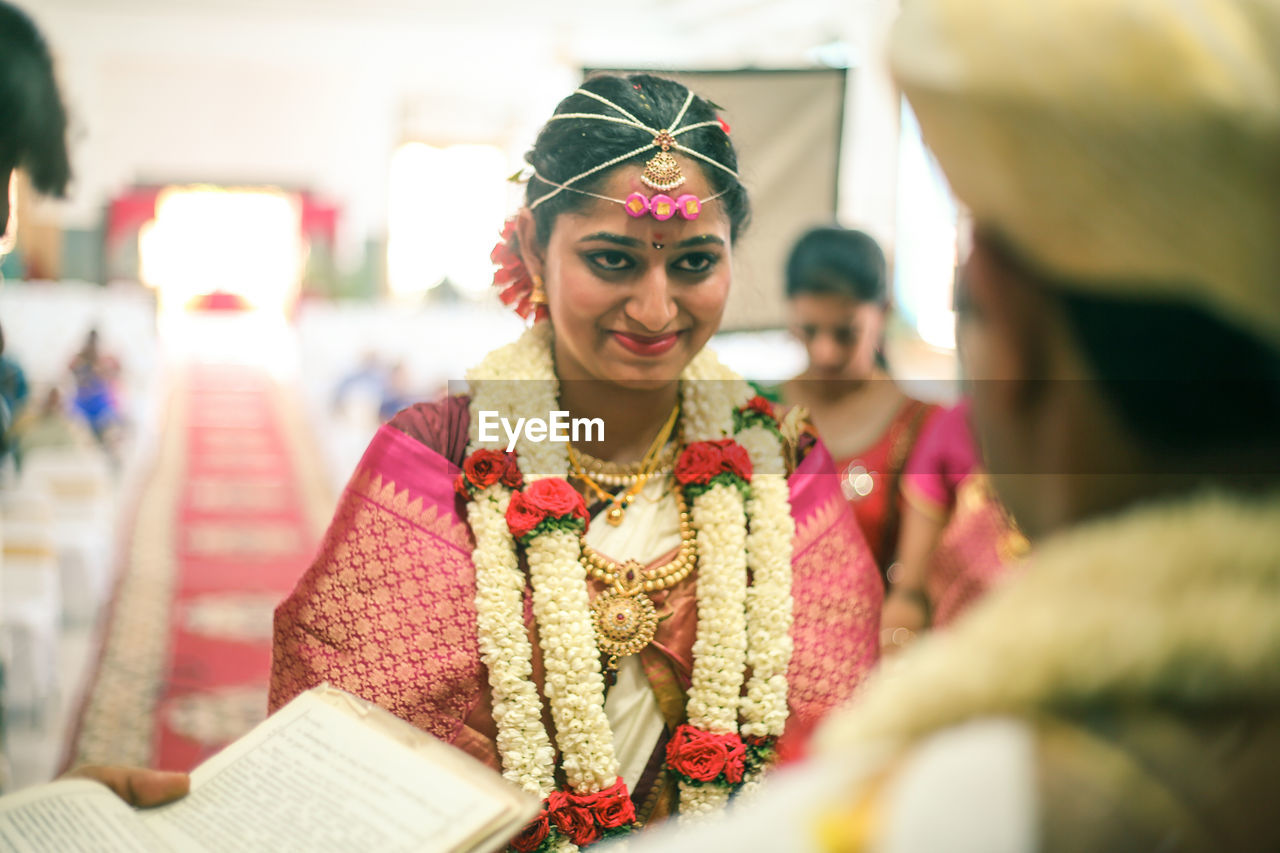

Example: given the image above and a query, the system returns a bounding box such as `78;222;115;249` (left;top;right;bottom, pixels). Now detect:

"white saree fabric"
585;476;680;792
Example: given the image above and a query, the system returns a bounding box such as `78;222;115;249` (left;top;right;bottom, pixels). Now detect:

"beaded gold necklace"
583;483;696;672
567;402;680;525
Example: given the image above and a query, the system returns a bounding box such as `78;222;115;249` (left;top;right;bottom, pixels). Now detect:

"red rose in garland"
674;441;723;486
548;798;599;848
721;733;748;784
592;795;635;830
720;441;753;481
667;724;727;781
572;777;635;829
734;395;784;439
508;809;550;852
506;478;589;543
457;449;521;499
523;478;588;519
465;449;507;487
675;439;753;498
500;452;524;489
665;724;749;785
745;395;775;419
505;494;546;541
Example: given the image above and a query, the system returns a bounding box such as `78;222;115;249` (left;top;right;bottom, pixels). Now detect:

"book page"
0;779;163;853
138;686;536;852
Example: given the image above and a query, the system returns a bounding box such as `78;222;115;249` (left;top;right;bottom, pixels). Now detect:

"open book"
0;685;538;852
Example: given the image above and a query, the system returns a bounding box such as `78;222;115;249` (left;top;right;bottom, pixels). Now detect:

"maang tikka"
642;130;684;192
527;88;738;223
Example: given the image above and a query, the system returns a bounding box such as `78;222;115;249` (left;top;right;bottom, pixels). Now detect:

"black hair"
1053;286;1280;457
785;225;887;304
523;73;749;247
0;1;71;196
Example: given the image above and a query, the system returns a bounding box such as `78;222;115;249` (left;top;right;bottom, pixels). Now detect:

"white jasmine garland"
468;488;557;798
526;528;617;791
679;480;749;819
461;324;795;834
734;425;794;744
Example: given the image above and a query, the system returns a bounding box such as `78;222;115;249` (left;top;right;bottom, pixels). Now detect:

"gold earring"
530;274;547;306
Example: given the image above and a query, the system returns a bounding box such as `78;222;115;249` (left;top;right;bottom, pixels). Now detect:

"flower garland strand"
732;397;796;796
468;326;619;851
467;486;557;797
459;323;794;848
676;478;750;817
659;438;747;817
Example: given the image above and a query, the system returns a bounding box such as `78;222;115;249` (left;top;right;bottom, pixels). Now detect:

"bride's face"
526;159;733;389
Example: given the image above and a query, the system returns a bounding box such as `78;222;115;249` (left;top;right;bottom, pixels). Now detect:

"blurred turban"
890;0;1280;348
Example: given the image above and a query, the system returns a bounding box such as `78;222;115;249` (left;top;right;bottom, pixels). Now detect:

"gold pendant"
642;149;685;192
590;569;658;670
606;504;626;526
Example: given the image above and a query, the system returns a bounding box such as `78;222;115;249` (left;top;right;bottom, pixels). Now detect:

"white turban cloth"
891;0;1280;348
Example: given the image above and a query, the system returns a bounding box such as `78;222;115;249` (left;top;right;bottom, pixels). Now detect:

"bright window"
139;186;302;315
893;100;959;350
387;142;510;299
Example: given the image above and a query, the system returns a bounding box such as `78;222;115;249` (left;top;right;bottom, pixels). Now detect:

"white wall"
838;0;903;252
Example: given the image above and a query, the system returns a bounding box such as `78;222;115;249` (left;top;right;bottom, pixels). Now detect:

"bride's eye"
672;252;718;275
586;250;634;272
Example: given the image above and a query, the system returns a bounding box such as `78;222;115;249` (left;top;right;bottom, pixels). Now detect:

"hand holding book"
60;766;190;809
1;685;538;852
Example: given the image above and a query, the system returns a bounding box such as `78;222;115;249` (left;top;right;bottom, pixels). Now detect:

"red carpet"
67;364;330;771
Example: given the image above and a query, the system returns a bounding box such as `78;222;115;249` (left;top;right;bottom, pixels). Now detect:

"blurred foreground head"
0;0;71;235
891;0;1280;537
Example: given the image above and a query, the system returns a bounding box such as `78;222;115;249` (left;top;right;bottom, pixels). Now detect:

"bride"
270;72;881;850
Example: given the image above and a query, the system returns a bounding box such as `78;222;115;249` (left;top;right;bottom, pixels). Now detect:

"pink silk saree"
270;403;881;781
903;400;1026;627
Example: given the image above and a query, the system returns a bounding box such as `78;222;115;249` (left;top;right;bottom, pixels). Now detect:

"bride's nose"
625;267;678;332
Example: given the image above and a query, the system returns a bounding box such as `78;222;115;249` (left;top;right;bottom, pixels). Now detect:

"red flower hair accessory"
492;217;549;323
454;449;523;500
666;724;748;785
675;439;753;499
505;477;590;543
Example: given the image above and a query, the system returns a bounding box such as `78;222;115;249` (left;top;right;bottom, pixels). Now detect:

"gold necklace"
568;402;680;526
570;443;679;487
585;484;695;672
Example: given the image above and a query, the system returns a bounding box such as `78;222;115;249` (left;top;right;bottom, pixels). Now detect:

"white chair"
0;487;62;723
19;449;116;627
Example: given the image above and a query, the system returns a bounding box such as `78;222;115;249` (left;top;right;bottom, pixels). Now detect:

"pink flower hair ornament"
530;175;726;224
623;191;706;221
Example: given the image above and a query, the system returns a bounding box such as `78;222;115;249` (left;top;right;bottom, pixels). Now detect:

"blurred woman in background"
775;226;937;580
880;398;1028;652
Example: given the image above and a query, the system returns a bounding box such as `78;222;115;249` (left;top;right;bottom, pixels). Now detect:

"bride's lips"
610;330;682;357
